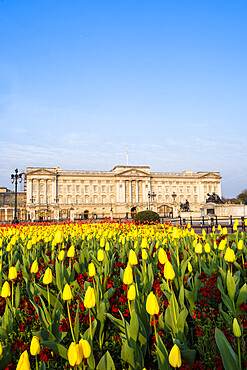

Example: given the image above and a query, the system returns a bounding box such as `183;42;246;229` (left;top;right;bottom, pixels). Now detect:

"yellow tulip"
146;292;159;316
31;236;37;245
187;222;191;229
54;230;63;244
169;344;182;368
30;260;38;274
42;267;52;285
100;237;105;248
27;240;32;250
195;243;202;254
127;284;136;301
218;239;226;251
142;249;148;260
62;284;73;301
204;243;211;253
84;286;96;308
123;264;133;285
75;344;83;365
58;250;65;261
222;227;228;235
105;241;110;251
88;262;96;277
30;336;40;356
1;281;11;298
237;240;243;250
0;341;2;356
67;245;75;258
67;342;78;367
163;261;175;281
233;318;241;338
224;247;235;263
158;248;168;264
16;350;30;370
79;338;91;359
128;249;138;265
233;224;238;232
8;266;17;280
188;261;193;273
97;249;104;262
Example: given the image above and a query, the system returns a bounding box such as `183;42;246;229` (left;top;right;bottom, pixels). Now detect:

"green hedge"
134;210;160;224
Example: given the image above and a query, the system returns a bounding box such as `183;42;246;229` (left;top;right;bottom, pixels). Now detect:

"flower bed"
0;221;246;369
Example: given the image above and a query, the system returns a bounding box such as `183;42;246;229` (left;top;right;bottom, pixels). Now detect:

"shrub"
134;210;160;224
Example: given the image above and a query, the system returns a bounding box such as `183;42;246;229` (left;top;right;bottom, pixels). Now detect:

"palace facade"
25;166;222;221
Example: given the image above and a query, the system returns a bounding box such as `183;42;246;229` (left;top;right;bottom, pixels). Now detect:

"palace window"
93;185;97;192
76;185;80;192
85;185;89;193
102;186;106;192
67;185;71;193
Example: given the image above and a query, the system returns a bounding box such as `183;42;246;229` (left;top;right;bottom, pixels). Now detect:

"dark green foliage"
134;210;160;224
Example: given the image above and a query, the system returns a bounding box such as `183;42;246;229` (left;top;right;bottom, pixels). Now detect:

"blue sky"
0;0;247;197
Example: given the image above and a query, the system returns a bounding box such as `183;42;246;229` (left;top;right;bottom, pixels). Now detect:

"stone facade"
25;166;222;221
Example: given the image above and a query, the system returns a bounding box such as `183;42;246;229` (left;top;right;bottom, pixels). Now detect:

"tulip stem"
35;355;38;370
89;308;93;341
237;338;242;370
242;254;245;269
47;285;51;317
170;282;177;325
67;301;76;343
128;299;132;317
11;283;14;308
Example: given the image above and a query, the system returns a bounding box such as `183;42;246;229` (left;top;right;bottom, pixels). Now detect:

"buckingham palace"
25;165;221;221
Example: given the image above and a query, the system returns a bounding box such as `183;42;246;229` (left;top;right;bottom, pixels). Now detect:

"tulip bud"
146;292;159;316
75;344;83;365
222;227;228;235
224;247;235;263
84;286;96;308
105;241;110;251
27;240;32;250
30;260;38;274
219;239;226;251
187;222;191;229
142;249;148;260
238;240;243;250
58;250;65;261
127;284;136;301
168;344;182;368
1;281;11;298
164;261;175;281
188;261;193;273
128;249;138;265
43;267;52;285
0;341;2;356
123;264;133;285
195;243;202;254
79;338;91;359
67;342;79;367
62;284;73;301
54;230;63;244
67;245;75;258
158;248;168;264
88;262;96;277
233;318;242;337
32;236;37;245
204;243;211;253
30;336;40;356
97;249;104;262
140;237;148;249
16;350;30;370
100;237;105;248
8;266;17;280
202;229;206;236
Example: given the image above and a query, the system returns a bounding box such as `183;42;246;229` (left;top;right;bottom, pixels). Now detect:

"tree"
237;189;247;204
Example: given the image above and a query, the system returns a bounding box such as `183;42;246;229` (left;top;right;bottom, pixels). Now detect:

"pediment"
26;168;57;176
117;169;150;177
198;172;221;179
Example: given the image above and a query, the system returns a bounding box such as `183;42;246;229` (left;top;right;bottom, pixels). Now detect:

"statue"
206;193;224;204
180;199;190;211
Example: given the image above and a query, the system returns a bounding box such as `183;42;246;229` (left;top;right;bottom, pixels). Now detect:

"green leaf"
226;271;236;302
42;341;68;360
15;284;21;309
39;363;46;370
0;345;12;370
215;327;239;370
121;342;136;369
155;333;171;370
96;351;116;370
129;310;139;342
32;330;56;342
74;303;80;343
236;283;247;309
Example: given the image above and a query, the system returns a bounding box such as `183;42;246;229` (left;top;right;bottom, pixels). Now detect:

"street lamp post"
171;192;177;218
11;168;23;223
148;191;156;210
